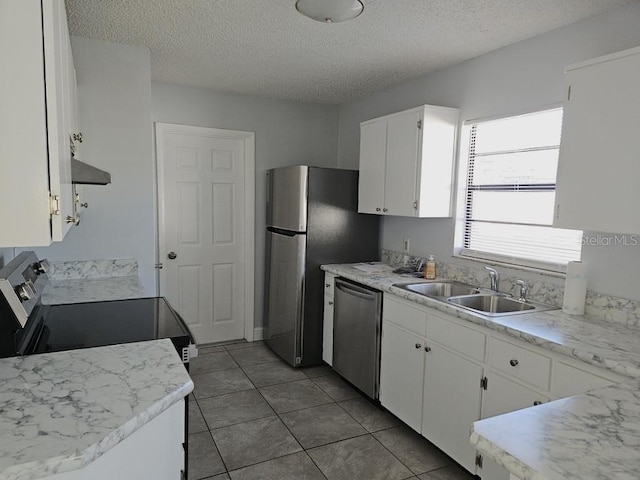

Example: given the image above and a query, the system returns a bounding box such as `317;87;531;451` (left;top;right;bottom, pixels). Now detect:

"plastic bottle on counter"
424;255;436;280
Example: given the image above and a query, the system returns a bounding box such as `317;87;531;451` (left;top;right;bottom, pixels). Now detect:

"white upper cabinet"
554;46;640;234
0;0;78;247
358;104;459;217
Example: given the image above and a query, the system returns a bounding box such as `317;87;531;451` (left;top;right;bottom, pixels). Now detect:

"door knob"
168;252;177;260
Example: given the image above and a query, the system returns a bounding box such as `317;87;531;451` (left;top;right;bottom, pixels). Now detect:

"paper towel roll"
563;261;588;315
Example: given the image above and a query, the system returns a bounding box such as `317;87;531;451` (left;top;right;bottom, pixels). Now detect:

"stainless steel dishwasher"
333;277;382;400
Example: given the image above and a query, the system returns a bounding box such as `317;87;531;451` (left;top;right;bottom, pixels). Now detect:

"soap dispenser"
424;255;436;280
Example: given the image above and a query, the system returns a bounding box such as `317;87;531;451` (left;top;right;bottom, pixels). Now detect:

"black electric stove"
0;251;195;477
0;252;194;360
31;297;191;356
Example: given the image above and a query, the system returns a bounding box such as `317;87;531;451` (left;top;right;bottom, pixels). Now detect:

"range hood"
71;158;111;185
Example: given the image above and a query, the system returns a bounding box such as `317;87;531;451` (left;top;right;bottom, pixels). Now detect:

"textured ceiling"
65;0;635;104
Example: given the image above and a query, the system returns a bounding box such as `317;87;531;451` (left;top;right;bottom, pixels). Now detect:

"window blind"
462;108;582;268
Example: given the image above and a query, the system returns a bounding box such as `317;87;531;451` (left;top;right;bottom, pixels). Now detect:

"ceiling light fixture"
295;0;364;24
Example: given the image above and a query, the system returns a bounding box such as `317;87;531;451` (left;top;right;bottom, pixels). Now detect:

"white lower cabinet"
380;319;425;432
376;292;625;480
322;273;336;366
480;457;512;480
422;342;483;473
480;371;549;421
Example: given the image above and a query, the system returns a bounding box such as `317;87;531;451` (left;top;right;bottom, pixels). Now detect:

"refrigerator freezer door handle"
267;226;299;236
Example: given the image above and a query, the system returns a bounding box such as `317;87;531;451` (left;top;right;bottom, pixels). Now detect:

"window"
459;108;582;271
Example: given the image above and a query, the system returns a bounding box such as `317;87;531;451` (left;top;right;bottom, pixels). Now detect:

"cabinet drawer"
487;337;551;390
429;313;485;362
324;273;336;297
552;362;615;399
383;296;427;337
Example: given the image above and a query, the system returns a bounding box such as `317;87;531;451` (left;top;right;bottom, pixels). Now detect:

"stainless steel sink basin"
446;294;555;317
394;281;480;298
393;280;556;317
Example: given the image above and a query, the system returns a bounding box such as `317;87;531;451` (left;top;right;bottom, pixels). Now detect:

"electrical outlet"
403;238;410;253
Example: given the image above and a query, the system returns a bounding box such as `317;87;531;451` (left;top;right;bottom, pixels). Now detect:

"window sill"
452;253;567;279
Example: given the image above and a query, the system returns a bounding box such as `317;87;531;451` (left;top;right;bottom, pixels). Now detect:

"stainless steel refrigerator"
265;165;379;367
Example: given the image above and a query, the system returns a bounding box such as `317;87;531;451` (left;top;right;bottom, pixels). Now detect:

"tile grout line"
192;342;437;480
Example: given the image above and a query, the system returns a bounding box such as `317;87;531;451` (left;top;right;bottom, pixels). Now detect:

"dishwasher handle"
335;279;377;301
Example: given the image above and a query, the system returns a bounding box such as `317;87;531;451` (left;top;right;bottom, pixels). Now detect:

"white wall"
0;248;14;269
337;3;640;301
151;82;339;328
23;37;157;293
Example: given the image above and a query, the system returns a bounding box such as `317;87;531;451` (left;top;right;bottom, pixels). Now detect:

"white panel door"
157;124;254;344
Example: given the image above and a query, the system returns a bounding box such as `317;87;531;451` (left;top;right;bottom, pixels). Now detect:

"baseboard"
253;327;265;341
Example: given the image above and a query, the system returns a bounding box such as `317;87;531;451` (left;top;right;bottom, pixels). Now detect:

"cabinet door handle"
509;359;519;367
424;346;431;352
376;207;381;212
328;301;333;305
325;283;330;287
415;343;422;349
383;208;388;212
533;400;543;406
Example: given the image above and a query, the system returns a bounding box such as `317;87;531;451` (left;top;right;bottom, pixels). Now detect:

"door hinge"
555;203;560;220
295;356;302;365
155;263;164;269
567;85;572;101
413;200;418;210
417;119;422;129
49;194;60;216
480;376;488;390
475;454;483;468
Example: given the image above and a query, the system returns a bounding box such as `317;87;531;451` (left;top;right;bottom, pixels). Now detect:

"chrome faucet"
515;279;529;303
485;266;499;292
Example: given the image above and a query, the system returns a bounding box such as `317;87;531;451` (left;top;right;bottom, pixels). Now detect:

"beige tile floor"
187;340;478;480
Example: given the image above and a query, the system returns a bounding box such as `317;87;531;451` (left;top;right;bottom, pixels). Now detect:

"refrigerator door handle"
267;226;298;236
335;280;377;300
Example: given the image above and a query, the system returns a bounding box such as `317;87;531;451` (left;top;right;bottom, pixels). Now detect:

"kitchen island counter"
0;339;192;480
470;379;640;480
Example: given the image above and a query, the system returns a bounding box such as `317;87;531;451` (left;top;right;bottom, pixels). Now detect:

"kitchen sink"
392;281;556;317
446;294;555;317
394;281;480;298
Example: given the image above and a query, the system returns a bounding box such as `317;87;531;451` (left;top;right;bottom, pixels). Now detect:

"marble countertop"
42;276;148;305
322;263;640;378
323;262;640;480
470;380;640;480
0;339;193;480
